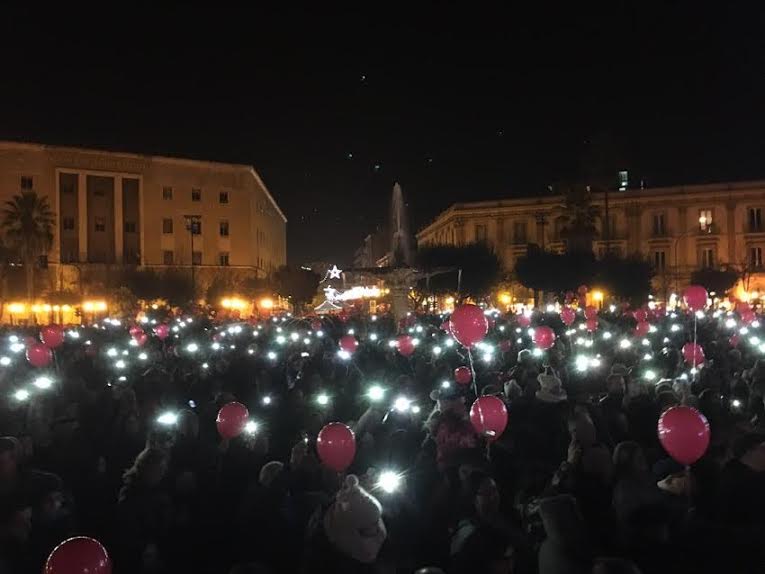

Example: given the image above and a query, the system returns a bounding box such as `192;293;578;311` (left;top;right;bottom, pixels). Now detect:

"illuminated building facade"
417;181;765;299
0;141;286;300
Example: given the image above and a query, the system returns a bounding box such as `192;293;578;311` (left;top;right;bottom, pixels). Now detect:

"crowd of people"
1;299;765;574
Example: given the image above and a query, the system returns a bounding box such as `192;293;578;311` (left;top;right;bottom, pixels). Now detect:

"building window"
652;213;665;236
162;186;173;200
618;170;629;191
219;252;230;266
189;219;202;235
748;207;763;232
162;218;173;234
475;224;487;242
94;217;106;232
699;209;713;232
653;250;666;270
163;250;174;265
700;248;715;269
61;181;75;194
219;220;229;237
20;176;33;190
513;221;527;244
219;191;229;204
124;221;136;233
191;188;201;202
750;246;763;269
192;251;202;265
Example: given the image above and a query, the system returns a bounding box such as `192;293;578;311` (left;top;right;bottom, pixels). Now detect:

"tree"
273;266;320;311
690;268;740;297
596;254;655;305
555;184;600;254
415;242;501;301
1;192;54;299
107;286;139;318
514;245;596;305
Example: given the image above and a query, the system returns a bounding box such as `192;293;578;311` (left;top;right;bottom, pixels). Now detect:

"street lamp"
184;215;201;299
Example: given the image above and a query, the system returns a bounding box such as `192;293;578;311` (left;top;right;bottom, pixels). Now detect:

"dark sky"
1;4;764;265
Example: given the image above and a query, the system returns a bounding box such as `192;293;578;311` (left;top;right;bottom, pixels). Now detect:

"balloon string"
468;347;477;397
693;314;698;378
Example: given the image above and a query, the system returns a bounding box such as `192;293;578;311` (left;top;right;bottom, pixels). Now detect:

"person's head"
517;349;533;367
0;438;19;482
323;475;387;564
467;470;500;520
259;461;284;489
593;557;643;574
606;374;625;397
612;441;647;477
125;448;168;488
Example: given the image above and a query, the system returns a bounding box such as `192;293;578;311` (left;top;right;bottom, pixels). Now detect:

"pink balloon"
729;334;740;348
317;422;356;472
45;536;112;574
339;335;358;354
682;342;705;366
741;309;756;325
560;307;576;326
134;332;148;347
129;325;144;339
454;366;472;385
633;309;648;323
585;317;599;333
449;304;489;347
584;306;598;320
216;402;249;439
683;285;708;311
154;324;170;340
469;396;508;441
517;313;531;328
440;320;450;332
735;301;751;314
26;343;53;368
658;406;710;465
635;321;650;337
533;326;556;350
397;335;415;357
40;325;64;349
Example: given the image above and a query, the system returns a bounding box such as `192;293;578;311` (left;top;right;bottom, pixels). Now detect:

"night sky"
1;4;764;265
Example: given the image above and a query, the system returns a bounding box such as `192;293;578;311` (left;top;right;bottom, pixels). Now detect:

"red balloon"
729;334;740;348
735;301;751;314
499;339;513;353
517;313;531;328
633;309;648;323
216;402;249;439
658;406;710;465
469;396;508;441
397;335;415;357
23;335;37;347
40;325;64;349
26;343;53;368
45;536;112;574
454;366;472;385
154;324;170;340
449;304;489;347
560;307;576;326
683;285;708;311
682;342;705;366
533;326;556;350
317;422;356;472
585;317;599;333
584;306;598;320
440;319;450;332
134;332;148;347
129;325;144;339
741;309;756;325
339;335;358;354
635;321;650;337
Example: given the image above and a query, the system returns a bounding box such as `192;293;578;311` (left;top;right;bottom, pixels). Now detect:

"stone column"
78;173;88;263
495;217;504;246
535;213;547;248
454;218;465;246
114;176;123;263
389;284;410;322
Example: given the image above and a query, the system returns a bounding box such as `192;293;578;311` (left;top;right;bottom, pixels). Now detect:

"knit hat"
536;373;567;403
323;475;387;564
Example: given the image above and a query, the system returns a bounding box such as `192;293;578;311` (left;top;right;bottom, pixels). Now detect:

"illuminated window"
162;186;173;200
94;217;106;232
20;176;33;190
162;218;173;234
219;220;229;237
748;207;763;232
191;188;201;201
699;209;713;232
618;170;628;191
219;252;230;266
163;250;174;265
63;217;75;231
219;191;229;204
751;247;763;269
652;213;665;236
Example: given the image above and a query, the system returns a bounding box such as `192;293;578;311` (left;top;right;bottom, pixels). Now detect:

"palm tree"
557;184;600;254
1;192;54;299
